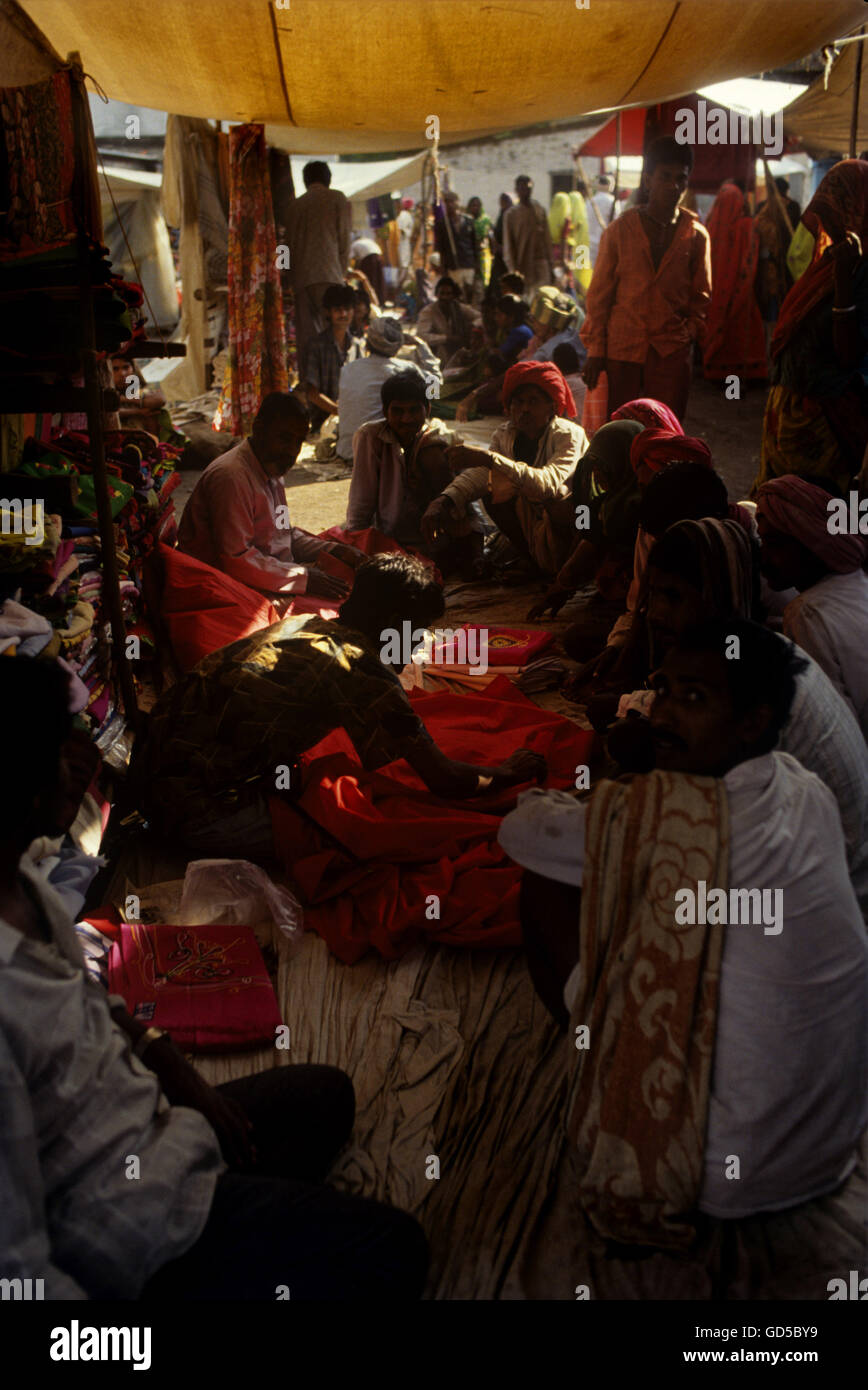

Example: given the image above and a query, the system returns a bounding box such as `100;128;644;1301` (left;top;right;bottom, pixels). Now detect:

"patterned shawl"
566;770;730;1251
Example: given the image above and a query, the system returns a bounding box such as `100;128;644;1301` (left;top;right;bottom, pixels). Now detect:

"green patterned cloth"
138;614;432;838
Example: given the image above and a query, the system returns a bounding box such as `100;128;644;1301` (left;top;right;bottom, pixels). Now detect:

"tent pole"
68;57;140;734
611;110;621;224
849;26;865;158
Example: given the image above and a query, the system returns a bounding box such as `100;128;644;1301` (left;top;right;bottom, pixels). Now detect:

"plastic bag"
177;859;303;953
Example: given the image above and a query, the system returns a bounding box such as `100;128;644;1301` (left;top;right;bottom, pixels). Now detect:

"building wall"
438;123;603;216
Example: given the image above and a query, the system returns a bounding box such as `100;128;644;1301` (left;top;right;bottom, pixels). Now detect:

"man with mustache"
498;618;867;1239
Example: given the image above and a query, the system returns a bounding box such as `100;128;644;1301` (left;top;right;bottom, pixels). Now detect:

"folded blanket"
108;921;283;1051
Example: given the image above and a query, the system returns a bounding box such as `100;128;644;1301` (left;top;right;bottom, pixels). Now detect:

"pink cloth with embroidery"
108;921;282;1051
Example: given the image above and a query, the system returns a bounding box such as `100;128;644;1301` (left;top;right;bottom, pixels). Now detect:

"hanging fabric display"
217;122;287;435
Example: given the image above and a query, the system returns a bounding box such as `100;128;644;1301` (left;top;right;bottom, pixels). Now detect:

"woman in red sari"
702;181;767;383
754;159;868;493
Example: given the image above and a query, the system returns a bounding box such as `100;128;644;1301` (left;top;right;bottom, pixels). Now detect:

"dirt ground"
173;374;768;534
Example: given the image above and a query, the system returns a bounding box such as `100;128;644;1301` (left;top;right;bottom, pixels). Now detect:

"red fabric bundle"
269;679;592;963
630;429;713;476
108;921;282;1051
430;625;554;667
159;543;279;670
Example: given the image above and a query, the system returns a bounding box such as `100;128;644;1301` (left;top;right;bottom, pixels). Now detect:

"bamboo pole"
69;58;139;732
849;26;865;159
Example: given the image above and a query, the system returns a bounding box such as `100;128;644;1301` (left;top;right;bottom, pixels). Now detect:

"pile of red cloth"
270;678;592;963
159;528;427;671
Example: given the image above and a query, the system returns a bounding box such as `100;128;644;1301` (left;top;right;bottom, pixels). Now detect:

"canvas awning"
18;0;868;155
784;35;868;156
284;151;427;203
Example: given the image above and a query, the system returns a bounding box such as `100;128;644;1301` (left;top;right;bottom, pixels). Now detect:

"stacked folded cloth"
0;239;145;364
1;422;182;754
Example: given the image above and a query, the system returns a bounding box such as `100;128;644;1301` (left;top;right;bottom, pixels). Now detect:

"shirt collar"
243;438;281;489
723;751;777;793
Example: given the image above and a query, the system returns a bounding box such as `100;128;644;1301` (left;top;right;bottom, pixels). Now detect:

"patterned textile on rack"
218;123;288;435
0;70;76;245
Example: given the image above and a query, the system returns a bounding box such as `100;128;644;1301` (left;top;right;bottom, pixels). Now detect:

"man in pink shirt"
178;393;363;603
582;137;712;424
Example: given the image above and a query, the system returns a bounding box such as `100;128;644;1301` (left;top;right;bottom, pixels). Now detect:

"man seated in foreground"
421;360;589;580
136;553;547;856
347;370;481;575
601;517;868;919
178;392;363;604
498;619;867;1247
0;661;428;1300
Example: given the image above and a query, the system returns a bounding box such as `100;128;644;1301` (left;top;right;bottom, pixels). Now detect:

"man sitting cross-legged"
498;618;867;1247
178;391;364;605
421;360;589;580
134;552;547;857
0;660;429;1301
347;370;482;576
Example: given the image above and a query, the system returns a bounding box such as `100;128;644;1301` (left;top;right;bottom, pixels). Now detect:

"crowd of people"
3;142;868;1301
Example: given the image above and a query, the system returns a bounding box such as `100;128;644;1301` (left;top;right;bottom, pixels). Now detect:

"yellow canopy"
19;0;868;153
784;35;868;156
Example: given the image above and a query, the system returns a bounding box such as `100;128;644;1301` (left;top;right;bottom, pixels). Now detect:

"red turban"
611;398;684;435
630;428;712;476
502;360;577;419
756;476;868;573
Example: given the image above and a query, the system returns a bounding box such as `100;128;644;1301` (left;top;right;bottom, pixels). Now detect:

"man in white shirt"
0;660;429;1300
587;174;616;267
757;474;868;737
499;618;867;1225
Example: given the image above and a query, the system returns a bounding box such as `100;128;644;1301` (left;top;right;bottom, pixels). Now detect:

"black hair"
354;287;371;307
774;176;789;195
302;160;331;188
674;617;807;754
436;276;459;294
254;391;310;432
322;283;355;311
645;135;694;176
640;461;728;538
496;293;527;326
341;552;445;633
381;370;429;412
0;660;71;842
515;174;532;186
552;342;580;374
647;525;704;588
500;271;525;293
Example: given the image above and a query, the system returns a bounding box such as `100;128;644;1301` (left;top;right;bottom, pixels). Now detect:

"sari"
702;183;767;381
756;160;868;491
